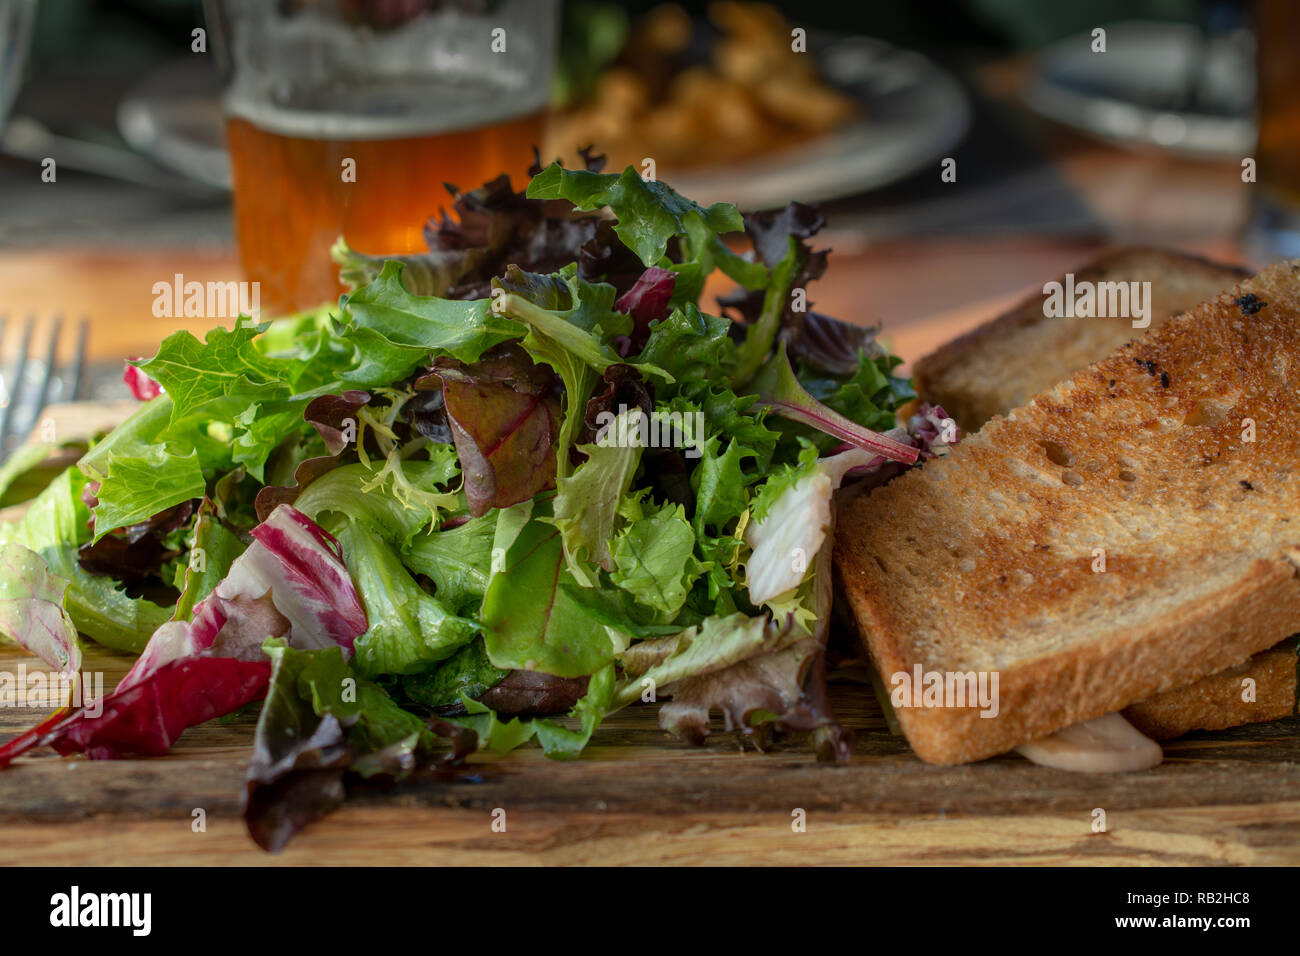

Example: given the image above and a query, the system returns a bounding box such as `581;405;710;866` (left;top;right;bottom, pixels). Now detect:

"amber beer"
1248;0;1300;258
214;0;558;314
226;108;545;316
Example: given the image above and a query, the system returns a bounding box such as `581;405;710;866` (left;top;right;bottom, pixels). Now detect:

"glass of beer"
210;0;559;315
1245;0;1300;260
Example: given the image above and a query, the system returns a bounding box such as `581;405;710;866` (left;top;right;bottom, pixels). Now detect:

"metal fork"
0;315;90;462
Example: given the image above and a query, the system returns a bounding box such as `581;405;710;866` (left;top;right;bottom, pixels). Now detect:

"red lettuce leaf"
243;643;478;852
254;455;340;522
77;500;195;588
478;670;591;717
402;388;453;445
254;389;373;520
614;266;676;352
304;390;370;456
576;364;653;446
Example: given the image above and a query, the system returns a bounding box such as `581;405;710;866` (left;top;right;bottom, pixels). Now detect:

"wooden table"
2;642;1297;865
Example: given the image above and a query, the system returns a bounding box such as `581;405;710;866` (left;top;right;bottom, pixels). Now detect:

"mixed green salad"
0;151;951;850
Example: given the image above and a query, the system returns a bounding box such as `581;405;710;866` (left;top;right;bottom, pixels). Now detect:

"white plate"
1024;20;1255;158
672;36;971;209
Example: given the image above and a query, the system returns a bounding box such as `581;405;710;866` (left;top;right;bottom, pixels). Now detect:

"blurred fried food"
546;2;859;171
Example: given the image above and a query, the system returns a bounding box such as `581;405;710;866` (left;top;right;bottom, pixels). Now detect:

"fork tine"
69;317;90;401
0;315;36;453
22;314;64;443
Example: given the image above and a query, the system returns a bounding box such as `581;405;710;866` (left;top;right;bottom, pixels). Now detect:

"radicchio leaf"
0;543;80;678
0;657;271;765
122;361;162;401
426;343;563;517
241;505;367;650
907;401;961;460
118;504;365;692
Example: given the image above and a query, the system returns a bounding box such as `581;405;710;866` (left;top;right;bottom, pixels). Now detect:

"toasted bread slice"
913;248;1249;431
1124;637;1297;739
835;258;1300;764
912;248;1289;742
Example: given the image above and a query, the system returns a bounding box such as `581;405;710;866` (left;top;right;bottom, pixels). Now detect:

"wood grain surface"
1;642;1297;865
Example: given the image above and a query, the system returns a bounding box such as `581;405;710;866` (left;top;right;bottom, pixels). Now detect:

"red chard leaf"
0;657;271;764
431;343;562;517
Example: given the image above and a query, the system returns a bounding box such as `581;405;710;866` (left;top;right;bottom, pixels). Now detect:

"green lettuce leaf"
402;512;496;616
89;443;205;541
550;408;643;579
293;458;458;546
337;260;522;385
135;319;291;423
335;519;478;679
172;499;246;621
610;496;701;616
478;502;616;677
636;303;738;390
732;236;807;387
401;637;508;711
526;162;743;267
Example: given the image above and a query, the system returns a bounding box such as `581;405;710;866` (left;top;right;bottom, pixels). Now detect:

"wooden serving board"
2;640;1298;866
2;392;1299;866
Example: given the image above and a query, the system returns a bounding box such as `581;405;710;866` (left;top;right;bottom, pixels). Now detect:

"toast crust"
835;258;1300;764
913;248;1249;429
1124;638;1297;739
